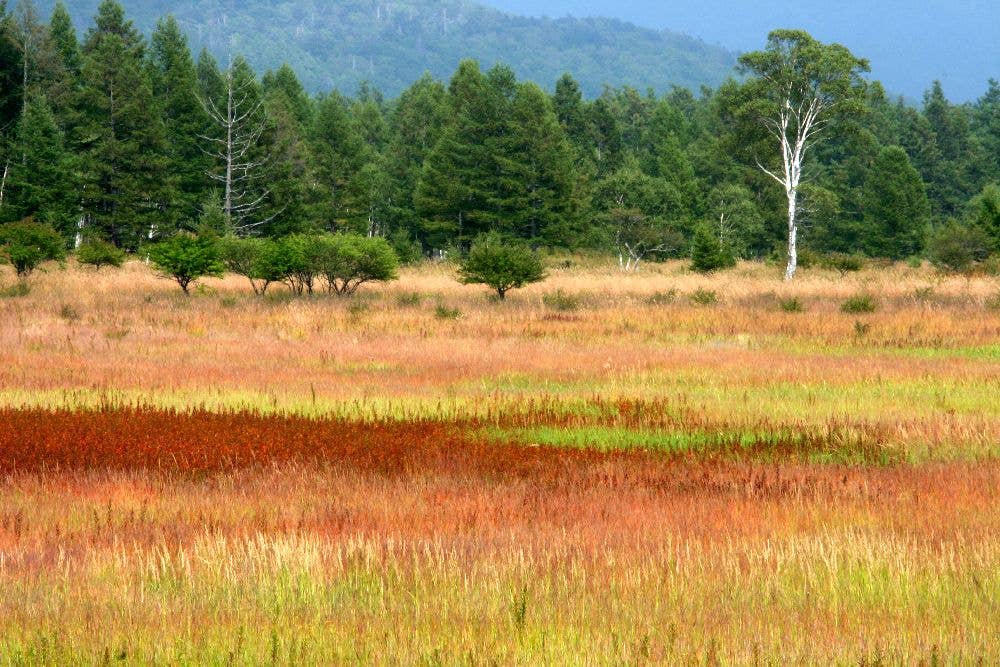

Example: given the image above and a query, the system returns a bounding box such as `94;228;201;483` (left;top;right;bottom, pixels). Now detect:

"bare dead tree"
198;61;275;234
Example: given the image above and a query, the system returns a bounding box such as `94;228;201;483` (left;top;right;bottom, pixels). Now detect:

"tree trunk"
785;188;798;281
0;160;8;209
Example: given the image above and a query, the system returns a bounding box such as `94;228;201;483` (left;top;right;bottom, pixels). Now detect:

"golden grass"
1;259;999;662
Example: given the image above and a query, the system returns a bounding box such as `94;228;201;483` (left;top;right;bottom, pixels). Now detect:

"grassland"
1;259;998;663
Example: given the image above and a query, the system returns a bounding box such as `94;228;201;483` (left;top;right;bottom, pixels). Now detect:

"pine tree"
308;91;367;230
46;1;80;124
150;15;210;222
76;0;173;248
690;223;735;273
496;82;580;245
861;146;930;259
2;93;77;235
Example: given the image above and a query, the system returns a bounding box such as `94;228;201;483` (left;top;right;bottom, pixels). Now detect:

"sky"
480;0;998;102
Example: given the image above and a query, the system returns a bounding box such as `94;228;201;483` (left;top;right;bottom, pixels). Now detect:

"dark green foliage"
146;232;223;294
2;94;78;236
861;146;930;259
689;288;718;306
926;221;994;274
0;218;66;276
690;224;735;273
76;236;124;269
459;232;546;300
841;294;878;314
778;297;805;313
966;183;1000;251
821;252;866;276
76;0;173;249
313;234;400;297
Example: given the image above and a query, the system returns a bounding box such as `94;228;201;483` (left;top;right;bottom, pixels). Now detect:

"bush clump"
841;294;878;314
146;232;224;295
76;238;126;270
542;289;580;312
926;222;993;274
778;297;805;313
689;288;719;306
0;219;66;277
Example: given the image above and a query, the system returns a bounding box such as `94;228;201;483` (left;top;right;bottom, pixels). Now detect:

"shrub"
76;238;126;270
778;297;805;313
841;294;878;314
0;219;66;277
0;282;30;298
542;289;580;312
646;289;678;306
690;225;735;273
434;304;461;320
821;252;865;276
459;232;546;300
690;288;718;306
146;232;224;295
59;303;80;321
926;222;993;274
395;292;424;307
388;229;423;265
218;236;287;295
315;234;400;297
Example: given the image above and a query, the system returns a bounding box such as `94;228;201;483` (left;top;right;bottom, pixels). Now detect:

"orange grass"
1;409;998;662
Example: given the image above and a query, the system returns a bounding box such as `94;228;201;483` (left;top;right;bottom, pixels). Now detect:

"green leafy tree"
737;30;870;280
0;218;65;276
926;221;994;274
861;146;930;259
690;223;736;273
146;231;223;294
76;236;124;269
314;233;399;296
458;232;546;300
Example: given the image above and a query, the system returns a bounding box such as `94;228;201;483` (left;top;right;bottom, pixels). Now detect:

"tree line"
1;0;999;282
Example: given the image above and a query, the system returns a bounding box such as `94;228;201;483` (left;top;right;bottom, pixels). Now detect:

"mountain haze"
44;0;737;96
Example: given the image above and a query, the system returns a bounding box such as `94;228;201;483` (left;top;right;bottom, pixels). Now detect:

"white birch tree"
738;30;869;280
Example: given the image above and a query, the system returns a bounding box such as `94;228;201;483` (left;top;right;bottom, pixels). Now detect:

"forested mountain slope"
45;0;737;96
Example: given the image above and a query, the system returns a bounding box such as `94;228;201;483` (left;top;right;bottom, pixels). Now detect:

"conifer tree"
76;0;173;248
2;94;77;235
861;146;930;259
150;15;210;222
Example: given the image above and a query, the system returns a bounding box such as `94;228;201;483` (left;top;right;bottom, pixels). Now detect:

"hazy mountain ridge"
45;0;737;96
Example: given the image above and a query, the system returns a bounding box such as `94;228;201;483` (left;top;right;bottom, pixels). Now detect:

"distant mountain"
46;0;738;97
481;0;999;102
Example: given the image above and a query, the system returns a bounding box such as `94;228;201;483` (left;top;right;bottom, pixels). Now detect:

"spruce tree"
2;94;77;236
308;91;367;229
150;15;210;222
76;0;173;248
861;146;930;259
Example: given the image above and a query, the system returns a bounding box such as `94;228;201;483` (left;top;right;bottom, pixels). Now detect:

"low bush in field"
778;297;805;313
841;294;878;314
689;288;718;306
542;289;580;312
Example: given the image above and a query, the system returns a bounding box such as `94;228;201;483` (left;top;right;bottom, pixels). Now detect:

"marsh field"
1;259;999;664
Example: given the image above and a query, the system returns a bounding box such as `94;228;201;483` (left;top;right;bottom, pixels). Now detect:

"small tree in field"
459;232;546;300
315;234;399;297
926;222;993;275
690;224;736;273
0;219;66;277
76;238;126;270
147;232;224;294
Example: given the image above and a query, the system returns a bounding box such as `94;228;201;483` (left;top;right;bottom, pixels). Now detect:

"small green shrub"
689;288;718;306
646;289;678;306
821;252;865;275
220;296;239;308
395;291;424;307
0;219;67;277
435;304;461;320
76;238;126;270
841;294;878;314
542;289;580;312
0;282;30;298
459;232;546;300
853;320;872;337
778;297;805;313
59;304;80;321
690;225;735;273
